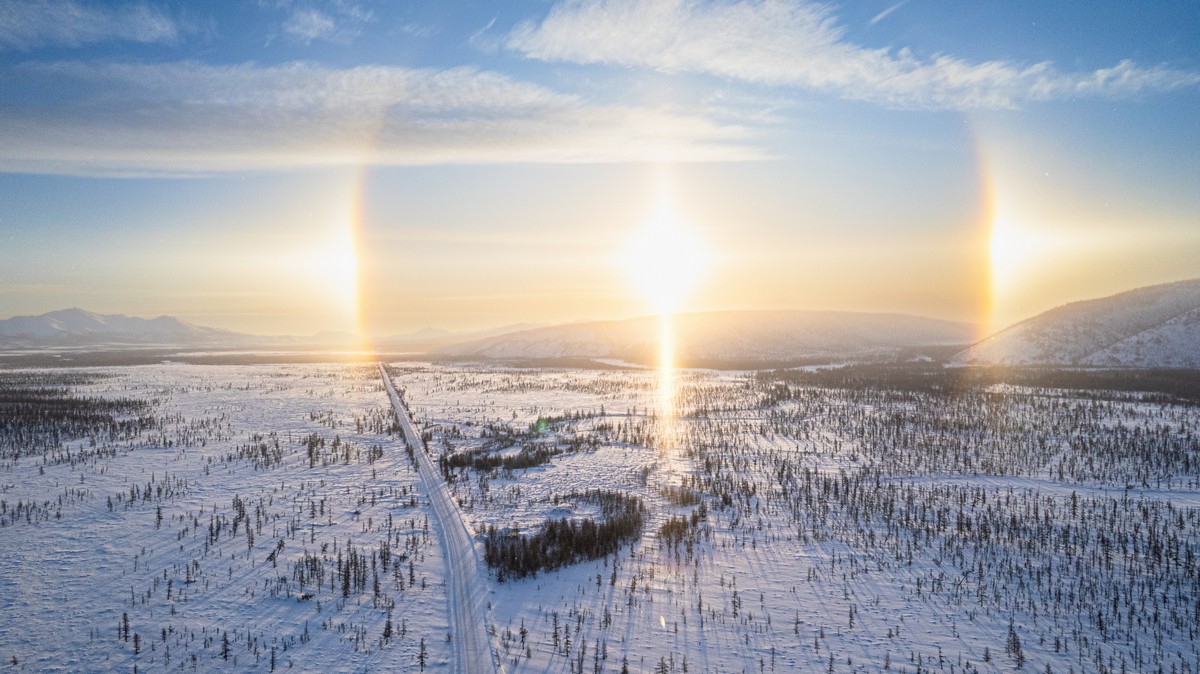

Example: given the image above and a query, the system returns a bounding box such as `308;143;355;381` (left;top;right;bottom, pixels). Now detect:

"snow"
440;310;974;362
3;359;1199;674
0;363;454;672
0;308;233;341
394;361;1200;674
1083;306;1200;368
380;364;497;674
955;277;1200;367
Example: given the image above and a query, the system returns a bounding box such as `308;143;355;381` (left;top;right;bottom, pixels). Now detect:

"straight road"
380;364;498;674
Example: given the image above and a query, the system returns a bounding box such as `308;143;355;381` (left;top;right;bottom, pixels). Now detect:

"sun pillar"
622;174;711;469
655;311;678;459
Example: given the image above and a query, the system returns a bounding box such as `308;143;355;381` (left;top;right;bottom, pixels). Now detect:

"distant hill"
953;278;1200;368
374;323;542;351
0;308;541;353
437;310;975;365
0;308;244;346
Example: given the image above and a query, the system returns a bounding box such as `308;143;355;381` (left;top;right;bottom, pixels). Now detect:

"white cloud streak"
507;0;1200;110
0;61;758;175
282;9;338;44
0;0;178;50
867;1;907;27
276;1;373;45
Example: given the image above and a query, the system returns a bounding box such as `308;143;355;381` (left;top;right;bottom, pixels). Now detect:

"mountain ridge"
10;281;1198;368
0;308;238;343
953;278;1200;368
0;308;540;351
437;309;976;364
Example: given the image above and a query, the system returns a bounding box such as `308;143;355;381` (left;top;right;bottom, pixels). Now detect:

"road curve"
380;364;498;674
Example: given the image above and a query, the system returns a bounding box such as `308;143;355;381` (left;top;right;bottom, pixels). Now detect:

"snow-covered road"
380;364;498;674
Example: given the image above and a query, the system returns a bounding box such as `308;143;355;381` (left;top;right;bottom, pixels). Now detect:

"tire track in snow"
380;364;499;674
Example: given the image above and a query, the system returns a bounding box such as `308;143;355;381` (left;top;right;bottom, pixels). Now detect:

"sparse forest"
400;361;1200;674
3;361;1199;673
0;364;452;672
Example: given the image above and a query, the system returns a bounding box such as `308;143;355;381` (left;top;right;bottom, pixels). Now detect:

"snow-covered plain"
3;360;1200;674
396;362;1200;674
381;365;497;674
1;364;454;672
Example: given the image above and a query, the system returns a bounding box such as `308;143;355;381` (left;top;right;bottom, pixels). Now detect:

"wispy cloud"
0;61;758;175
400;22;435;39
468;16;499;51
507;0;1200;110
270;1;374;45
283;9;338;44
0;0;179;50
868;1;907;27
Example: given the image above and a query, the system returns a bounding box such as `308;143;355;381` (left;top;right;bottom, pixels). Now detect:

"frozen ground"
395;361;1200;674
3;360;1199;674
381;364;497;674
0;364;453;672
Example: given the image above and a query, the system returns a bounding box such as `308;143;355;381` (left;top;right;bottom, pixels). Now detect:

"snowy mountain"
953;278;1200;368
0;308;244;346
437;310;975;364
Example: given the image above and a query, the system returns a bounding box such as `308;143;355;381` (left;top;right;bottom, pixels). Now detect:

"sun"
623;195;709;316
987;204;1082;336
300;215;361;334
327;224;359;320
989;215;1024;296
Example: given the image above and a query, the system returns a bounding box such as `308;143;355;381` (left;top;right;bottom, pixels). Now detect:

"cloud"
867;1;907;27
269;1;374;45
0;0;178;50
283;9;337;44
468;16;499;50
0;61;759;175
400;22;435;39
507;0;1200;110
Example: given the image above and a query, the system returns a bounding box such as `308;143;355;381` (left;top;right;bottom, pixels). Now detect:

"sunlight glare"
656;313;676;415
989;215;1025;299
987;205;1074;335
299;215;362;337
624;196;709;316
654;311;684;475
987;210;1036;336
329;221;360;322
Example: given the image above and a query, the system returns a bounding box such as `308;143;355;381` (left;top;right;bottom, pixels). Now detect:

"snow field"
1;364;453;672
3;360;1199;674
397;362;1200;674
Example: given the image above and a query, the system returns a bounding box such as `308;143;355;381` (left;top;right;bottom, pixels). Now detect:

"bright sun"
624;196;709;315
304;218;361;327
329;229;359;318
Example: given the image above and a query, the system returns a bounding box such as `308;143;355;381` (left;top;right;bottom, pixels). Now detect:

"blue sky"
1;0;1197;336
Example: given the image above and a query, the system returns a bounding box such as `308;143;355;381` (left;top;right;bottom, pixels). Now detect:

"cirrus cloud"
507;0;1200;110
0;60;760;175
0;0;179;50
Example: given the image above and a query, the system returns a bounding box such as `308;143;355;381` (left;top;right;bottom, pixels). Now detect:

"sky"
1;0;1197;338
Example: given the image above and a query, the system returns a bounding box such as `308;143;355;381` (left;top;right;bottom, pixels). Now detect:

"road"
380;364;498;674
